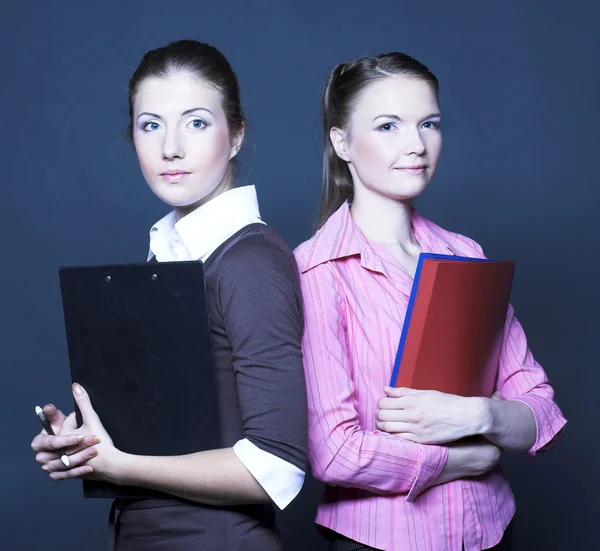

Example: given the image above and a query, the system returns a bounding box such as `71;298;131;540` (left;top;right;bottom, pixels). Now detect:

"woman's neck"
350;188;416;248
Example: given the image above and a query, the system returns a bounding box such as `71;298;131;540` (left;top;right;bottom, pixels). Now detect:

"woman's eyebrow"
181;107;214;116
136;107;214;120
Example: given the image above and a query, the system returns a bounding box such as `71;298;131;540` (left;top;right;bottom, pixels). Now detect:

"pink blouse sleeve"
496;305;567;455
464;237;567;455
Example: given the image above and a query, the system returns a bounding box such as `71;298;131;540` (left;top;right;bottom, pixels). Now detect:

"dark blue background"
2;1;597;549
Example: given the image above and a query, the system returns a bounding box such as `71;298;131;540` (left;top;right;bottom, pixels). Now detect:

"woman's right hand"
434;438;501;486
31;403;100;479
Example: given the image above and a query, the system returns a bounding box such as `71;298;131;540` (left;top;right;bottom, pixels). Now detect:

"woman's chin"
149;181;226;210
151;189;206;209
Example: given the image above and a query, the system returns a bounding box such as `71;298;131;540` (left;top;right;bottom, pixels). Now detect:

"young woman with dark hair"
31;40;308;551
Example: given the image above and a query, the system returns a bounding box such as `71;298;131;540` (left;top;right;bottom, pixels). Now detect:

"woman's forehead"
352;76;439;121
134;71;223;115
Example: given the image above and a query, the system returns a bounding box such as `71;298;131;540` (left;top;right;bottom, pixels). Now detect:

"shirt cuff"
513;395;568;456
405;444;448;502
232;438;305;510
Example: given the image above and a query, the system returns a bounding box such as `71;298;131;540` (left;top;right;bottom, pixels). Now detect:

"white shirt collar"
148;185;264;262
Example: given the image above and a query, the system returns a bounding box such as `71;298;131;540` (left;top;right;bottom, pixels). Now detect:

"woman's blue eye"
422;121;440;130
143;121;161;132
378;123;394;131
189;119;206;129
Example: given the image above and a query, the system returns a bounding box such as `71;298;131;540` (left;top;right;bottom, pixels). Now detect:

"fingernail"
90;449;98;457
91;436;101;445
76;436;84;443
72;383;83;395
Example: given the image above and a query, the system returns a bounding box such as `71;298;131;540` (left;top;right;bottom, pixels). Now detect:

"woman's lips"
396;165;427;175
160;170;191;183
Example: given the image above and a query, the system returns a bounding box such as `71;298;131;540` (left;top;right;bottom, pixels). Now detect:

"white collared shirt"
148;184;265;263
147;186;304;510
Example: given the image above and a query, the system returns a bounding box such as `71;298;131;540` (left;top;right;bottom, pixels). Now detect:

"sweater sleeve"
217;234;308;473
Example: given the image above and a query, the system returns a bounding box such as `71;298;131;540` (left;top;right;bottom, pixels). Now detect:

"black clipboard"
58;261;219;498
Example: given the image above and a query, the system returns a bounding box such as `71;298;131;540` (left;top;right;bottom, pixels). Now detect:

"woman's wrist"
102;450;137;486
466;396;494;437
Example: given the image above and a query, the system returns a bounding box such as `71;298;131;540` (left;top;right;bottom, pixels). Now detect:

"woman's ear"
229;123;246;160
330;127;351;162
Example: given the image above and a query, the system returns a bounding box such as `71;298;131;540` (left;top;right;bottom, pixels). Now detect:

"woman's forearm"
433;439;500;486
112;447;270;506
478;398;537;454
432;398;537;488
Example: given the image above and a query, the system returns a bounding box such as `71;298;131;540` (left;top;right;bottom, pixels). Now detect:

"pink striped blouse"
294;202;566;551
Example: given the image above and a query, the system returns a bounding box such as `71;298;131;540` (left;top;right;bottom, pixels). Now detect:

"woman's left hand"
36;383;124;482
376;386;488;444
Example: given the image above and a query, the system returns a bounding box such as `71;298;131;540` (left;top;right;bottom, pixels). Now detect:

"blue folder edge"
388;252;496;387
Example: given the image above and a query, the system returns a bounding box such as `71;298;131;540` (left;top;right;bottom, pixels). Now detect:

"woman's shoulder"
293;232;341;277
293;234;317;273
418;213;486;259
294;201;360;274
216;223;299;276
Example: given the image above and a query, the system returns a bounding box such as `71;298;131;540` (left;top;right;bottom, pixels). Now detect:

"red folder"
389;254;514;397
